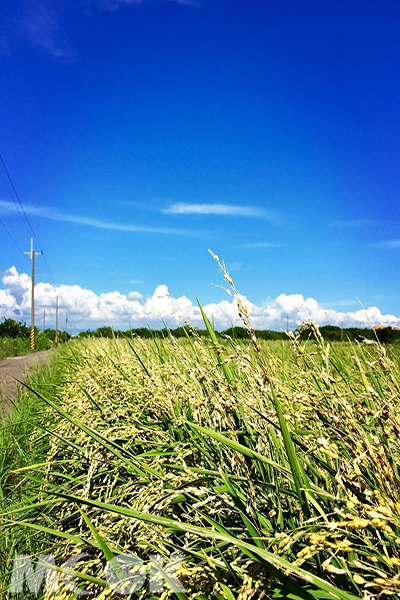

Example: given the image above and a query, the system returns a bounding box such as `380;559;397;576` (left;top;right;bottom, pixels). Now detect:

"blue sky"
1;0;400;330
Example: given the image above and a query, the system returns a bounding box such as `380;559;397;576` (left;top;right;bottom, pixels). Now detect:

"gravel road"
0;350;52;418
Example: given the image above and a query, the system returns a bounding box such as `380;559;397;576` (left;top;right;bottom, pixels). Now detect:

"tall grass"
1;272;399;598
0;349;67;597
0;338;31;360
0;333;52;360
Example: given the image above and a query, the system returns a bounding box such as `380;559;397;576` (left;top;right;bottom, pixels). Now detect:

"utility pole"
43;310;46;333
55;296;59;344
24;238;43;351
65;312;68;336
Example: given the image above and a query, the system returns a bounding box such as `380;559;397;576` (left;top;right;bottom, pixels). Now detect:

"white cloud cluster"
1;266;399;332
0;289;19;313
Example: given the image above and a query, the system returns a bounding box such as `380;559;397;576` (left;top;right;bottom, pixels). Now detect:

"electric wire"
0;153;56;284
0;169;25;220
0;217;30;262
41;253;56;285
0;154;39;245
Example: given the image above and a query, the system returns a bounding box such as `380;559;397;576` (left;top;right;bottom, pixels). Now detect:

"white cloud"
1;266;31;300
128;291;143;300
1;266;399;331
0;288;20;318
0;200;190;236
163;203;277;220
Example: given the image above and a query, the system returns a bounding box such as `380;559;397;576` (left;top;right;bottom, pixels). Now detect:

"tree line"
2;318;399;344
77;324;400;343
0;318;70;343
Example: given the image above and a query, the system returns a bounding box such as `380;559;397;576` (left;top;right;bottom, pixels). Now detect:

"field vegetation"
0;266;399;599
0;319;69;359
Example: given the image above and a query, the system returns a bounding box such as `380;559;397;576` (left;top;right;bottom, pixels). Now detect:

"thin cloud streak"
88;0;196;10
88;0;142;11
173;0;201;6
164;203;278;220
374;239;400;248
0;199;190;236
241;242;281;249
330;219;383;229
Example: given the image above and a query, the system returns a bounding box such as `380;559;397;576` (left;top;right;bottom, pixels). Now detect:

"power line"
0;154;39;245
0;169;22;214
0;217;30;261
0;166;31;262
0;168;33;258
0;153;56;284
42;252;56;285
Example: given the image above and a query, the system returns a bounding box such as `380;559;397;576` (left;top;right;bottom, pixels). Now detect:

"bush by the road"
0;318;68;359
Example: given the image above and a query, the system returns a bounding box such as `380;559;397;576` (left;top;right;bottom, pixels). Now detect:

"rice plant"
1;263;399;599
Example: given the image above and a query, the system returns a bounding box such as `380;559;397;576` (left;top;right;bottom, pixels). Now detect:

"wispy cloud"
0;34;11;56
88;0;141;11
0;199;190;235
320;299;360;309
88;0;198;10
240;241;281;249
374;239;400;248
164;203;278;220
330;219;383;229
2;0;198;61
227;262;242;272
18;1;78;63
173;0;201;6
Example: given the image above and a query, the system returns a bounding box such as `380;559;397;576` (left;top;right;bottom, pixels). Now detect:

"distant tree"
78;329;92;338
375;327;396;344
95;326;114;338
44;328;57;342
0;318;30;338
319;326;342;341
256;330;286;341
221;327;249;340
65;322;400;344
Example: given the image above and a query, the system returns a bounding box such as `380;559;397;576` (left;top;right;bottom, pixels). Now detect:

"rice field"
1;286;400;598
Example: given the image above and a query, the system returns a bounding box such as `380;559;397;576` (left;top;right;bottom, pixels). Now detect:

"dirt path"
0;350;52;418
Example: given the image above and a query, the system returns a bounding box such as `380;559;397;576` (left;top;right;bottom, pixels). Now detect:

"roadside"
0;344;65;584
0;350;52;418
